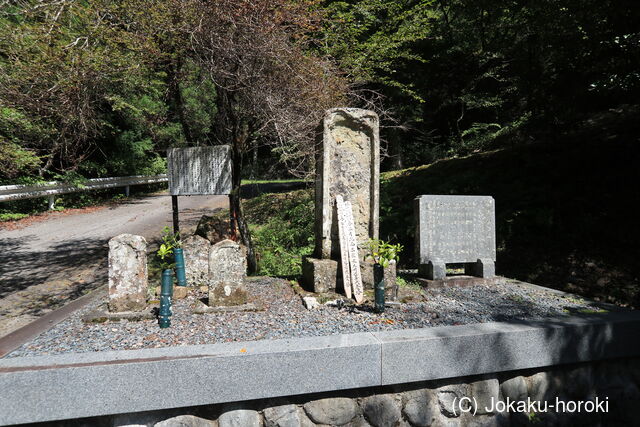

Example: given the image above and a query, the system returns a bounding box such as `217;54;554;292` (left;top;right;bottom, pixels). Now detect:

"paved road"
0;192;227;336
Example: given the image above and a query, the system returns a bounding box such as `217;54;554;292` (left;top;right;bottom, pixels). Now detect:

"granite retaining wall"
2;311;640;426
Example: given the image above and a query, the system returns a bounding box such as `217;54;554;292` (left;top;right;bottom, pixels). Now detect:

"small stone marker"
208;239;248;307
107;234;148;312
415;195;496;280
167;146;232;196
336;195;352;299
182;234;211;286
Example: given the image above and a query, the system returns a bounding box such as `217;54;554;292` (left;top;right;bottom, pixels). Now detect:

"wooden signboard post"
336;196;352;299
336;195;364;303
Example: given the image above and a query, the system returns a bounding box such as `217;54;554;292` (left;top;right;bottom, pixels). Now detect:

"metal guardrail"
0;174;168;209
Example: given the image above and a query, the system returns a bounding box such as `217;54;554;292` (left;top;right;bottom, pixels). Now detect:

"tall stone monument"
108;234;148;312
414;195;496;280
302;108;380;293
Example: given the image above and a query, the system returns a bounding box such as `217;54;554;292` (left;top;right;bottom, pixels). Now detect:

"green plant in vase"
366;239;403;313
156;239;175;328
162;226;186;287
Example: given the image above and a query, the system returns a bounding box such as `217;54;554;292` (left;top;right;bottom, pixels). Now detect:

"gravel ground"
5;277;612;358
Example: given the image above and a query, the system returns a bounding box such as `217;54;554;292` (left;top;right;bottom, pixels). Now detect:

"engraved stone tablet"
167;146;232;195
315;108;379;259
415;195;496;279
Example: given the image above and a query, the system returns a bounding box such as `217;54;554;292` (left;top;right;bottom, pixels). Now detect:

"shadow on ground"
0;236;107;298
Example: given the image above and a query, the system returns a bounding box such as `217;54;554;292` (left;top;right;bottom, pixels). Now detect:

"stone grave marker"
414;195;496;280
108;234;148;312
208;239;248;307
314;108;379;259
182;234;210;287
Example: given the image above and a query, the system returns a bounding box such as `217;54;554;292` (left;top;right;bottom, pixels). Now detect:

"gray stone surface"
301;257;338;293
375;311;640;385
314;108;379;260
208;240;247;307
4;312;640;425
470;379;499;415
414;195;496;279
107;234;148;313
437;385;467;418
0;333;380;425
526;372;551;402
359;260;397;291
362;394;401;427
499;376;528;402
343;415;372;427
402;389;438;427
304;397;358;425
168;146;232;196
155;415;217;427
302;297;319;310
263;404;306;427
218;409;260;427
183;235;211;287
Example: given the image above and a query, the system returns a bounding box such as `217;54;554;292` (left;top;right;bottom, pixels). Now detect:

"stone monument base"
418;259;495;280
82;305;155;324
415;275;506;290
302;257;397;298
302;257;340;293
193;299;259;313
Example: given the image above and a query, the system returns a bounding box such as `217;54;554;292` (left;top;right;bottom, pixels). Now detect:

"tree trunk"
230;138;258;273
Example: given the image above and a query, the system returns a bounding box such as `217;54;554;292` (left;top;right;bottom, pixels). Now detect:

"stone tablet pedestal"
415;195;497;281
208;239;248;307
303;108;380;295
464;258;495;279
302;257;397;295
302;257;340;294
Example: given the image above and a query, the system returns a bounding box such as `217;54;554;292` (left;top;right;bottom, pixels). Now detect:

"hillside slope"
244;109;640;307
381;129;639;306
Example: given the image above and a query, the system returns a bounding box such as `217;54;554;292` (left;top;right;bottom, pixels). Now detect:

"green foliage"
245;189;314;276
321;0;434;101
0;139;41;179
156;243;175;271
365;238;403;268
0;212;29;222
161;226;181;249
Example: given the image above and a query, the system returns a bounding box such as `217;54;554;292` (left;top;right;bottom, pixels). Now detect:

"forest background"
1;0;639;305
2;0;637;183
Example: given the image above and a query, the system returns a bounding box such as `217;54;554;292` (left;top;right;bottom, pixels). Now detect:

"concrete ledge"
1;311;640;425
0;333;380;425
375;311;640;385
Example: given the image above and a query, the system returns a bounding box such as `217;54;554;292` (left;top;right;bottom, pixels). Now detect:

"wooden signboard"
336;195;364;303
336;195;352;299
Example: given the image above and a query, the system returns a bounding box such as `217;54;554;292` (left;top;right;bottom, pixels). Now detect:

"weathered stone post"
302;108;380;293
108;234;148;312
182;234;211;287
208;239;248;306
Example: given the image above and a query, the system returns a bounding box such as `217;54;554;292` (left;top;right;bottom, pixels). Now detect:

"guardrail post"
124;186;130;197
47;195;55;210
